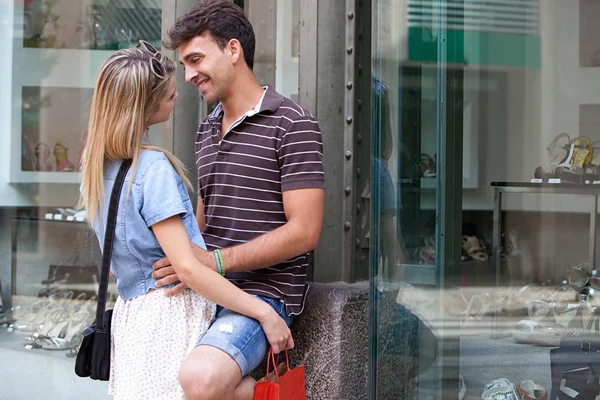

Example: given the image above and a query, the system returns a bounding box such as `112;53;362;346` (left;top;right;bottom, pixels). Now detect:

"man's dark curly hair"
163;0;255;70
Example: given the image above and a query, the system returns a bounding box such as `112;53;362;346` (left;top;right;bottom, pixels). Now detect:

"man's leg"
179;296;293;400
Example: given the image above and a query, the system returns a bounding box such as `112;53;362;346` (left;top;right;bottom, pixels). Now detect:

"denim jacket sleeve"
138;157;188;227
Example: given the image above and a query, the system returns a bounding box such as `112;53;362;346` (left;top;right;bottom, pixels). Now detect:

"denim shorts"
196;296;294;376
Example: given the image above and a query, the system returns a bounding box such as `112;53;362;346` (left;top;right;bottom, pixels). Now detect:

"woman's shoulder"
135;149;177;184
138;149;168;165
135;150;173;178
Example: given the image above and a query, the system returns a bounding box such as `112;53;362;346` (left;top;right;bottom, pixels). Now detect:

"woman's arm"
151;215;294;353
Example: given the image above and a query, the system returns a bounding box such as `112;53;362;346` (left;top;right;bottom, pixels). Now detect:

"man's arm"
196;197;206;231
220;187;324;273
154;187;324;288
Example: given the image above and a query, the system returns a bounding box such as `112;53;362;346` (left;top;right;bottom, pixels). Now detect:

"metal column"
160;0;206;204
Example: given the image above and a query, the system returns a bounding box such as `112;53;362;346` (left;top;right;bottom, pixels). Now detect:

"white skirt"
108;288;216;400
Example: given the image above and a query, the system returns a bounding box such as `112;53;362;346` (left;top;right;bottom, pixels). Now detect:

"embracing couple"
79;1;324;399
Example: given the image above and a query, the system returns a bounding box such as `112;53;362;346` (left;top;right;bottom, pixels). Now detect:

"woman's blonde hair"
81;47;191;225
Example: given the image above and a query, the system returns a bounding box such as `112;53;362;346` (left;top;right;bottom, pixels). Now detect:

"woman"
80;43;292;399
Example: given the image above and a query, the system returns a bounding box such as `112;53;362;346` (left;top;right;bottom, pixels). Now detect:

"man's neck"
220;73;264;124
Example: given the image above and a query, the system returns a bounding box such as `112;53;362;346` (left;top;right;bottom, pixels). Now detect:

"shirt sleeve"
278;114;325;192
138;157;188;227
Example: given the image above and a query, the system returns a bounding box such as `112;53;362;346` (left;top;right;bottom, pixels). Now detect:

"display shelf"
15;48;113;88
399;178;437;190
10;170;81;184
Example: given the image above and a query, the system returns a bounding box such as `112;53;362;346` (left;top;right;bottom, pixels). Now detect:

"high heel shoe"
37;310;90;351
53;142;75;172
35;143;53;171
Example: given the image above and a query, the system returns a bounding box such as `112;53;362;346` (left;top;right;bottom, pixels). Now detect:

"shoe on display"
567;262;592;290
516;380;547;400
482;378;519;400
534;132;570;181
462;235;488;261
34;143;54;171
420;153;437;178
53;142;75;172
554;165;585;184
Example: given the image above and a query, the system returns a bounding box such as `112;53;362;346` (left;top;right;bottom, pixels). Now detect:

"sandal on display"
590;270;600;290
516;380;548;400
526;300;552;321
53;142;75;172
482;378;519;400
34;143;53;171
9;301;53;332
420;154;437;178
579;286;600;308
567;262;592;290
552;286;580;329
582;146;600;182
512;320;539;344
36;310;89;351
460;292;492;333
36;307;69;339
559;136;593;168
461;235;488;261
553;136;594;183
531;322;567;347
534;132;571;181
512;319;567;346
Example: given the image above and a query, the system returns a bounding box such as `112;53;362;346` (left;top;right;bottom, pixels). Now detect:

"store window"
0;0;300;398
371;0;600;399
1;1;161;398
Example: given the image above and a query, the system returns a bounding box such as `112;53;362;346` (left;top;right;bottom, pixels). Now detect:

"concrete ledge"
252;282;437;399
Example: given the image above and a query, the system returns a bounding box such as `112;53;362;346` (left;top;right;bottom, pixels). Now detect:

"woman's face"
147;76;178;126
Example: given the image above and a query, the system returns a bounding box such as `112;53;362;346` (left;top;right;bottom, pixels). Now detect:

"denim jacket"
89;150;206;300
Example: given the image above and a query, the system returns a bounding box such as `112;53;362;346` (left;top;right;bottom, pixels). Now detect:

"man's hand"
152;245;217;296
152;258;188;296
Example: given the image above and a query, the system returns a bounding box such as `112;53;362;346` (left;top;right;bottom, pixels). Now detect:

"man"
152;1;324;399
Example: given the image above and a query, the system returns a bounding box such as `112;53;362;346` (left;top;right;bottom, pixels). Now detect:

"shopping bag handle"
264;347;291;381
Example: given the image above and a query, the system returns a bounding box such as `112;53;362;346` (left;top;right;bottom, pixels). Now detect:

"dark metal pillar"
302;1;352;282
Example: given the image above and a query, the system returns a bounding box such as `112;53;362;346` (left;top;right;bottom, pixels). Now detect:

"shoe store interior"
372;0;600;399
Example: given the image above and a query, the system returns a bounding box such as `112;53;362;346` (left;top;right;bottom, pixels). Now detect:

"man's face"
178;34;234;105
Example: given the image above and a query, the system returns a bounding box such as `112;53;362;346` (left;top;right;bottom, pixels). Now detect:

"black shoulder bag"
550;307;600;399
75;159;131;381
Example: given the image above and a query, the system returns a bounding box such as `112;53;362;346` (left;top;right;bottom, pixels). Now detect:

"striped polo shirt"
195;86;324;315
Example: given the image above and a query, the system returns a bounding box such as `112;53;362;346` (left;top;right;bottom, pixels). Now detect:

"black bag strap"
95;159;132;332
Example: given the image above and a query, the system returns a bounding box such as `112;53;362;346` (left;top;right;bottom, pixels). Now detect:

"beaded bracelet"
213;250;223;275
214;249;226;277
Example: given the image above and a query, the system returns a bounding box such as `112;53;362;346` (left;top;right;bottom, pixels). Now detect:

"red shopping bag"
254;348;306;400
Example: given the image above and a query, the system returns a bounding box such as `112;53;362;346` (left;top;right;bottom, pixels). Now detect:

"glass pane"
1;1;161;397
370;0;600;399
371;0;446;398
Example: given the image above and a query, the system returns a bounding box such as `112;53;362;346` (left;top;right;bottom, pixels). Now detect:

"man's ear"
227;39;242;64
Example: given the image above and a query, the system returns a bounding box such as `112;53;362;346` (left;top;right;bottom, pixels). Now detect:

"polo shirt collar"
207;85;283;122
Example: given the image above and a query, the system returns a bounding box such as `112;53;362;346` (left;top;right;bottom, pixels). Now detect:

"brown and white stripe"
195;86;324;315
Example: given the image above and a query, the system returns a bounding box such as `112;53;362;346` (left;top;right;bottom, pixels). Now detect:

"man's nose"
185;68;197;83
